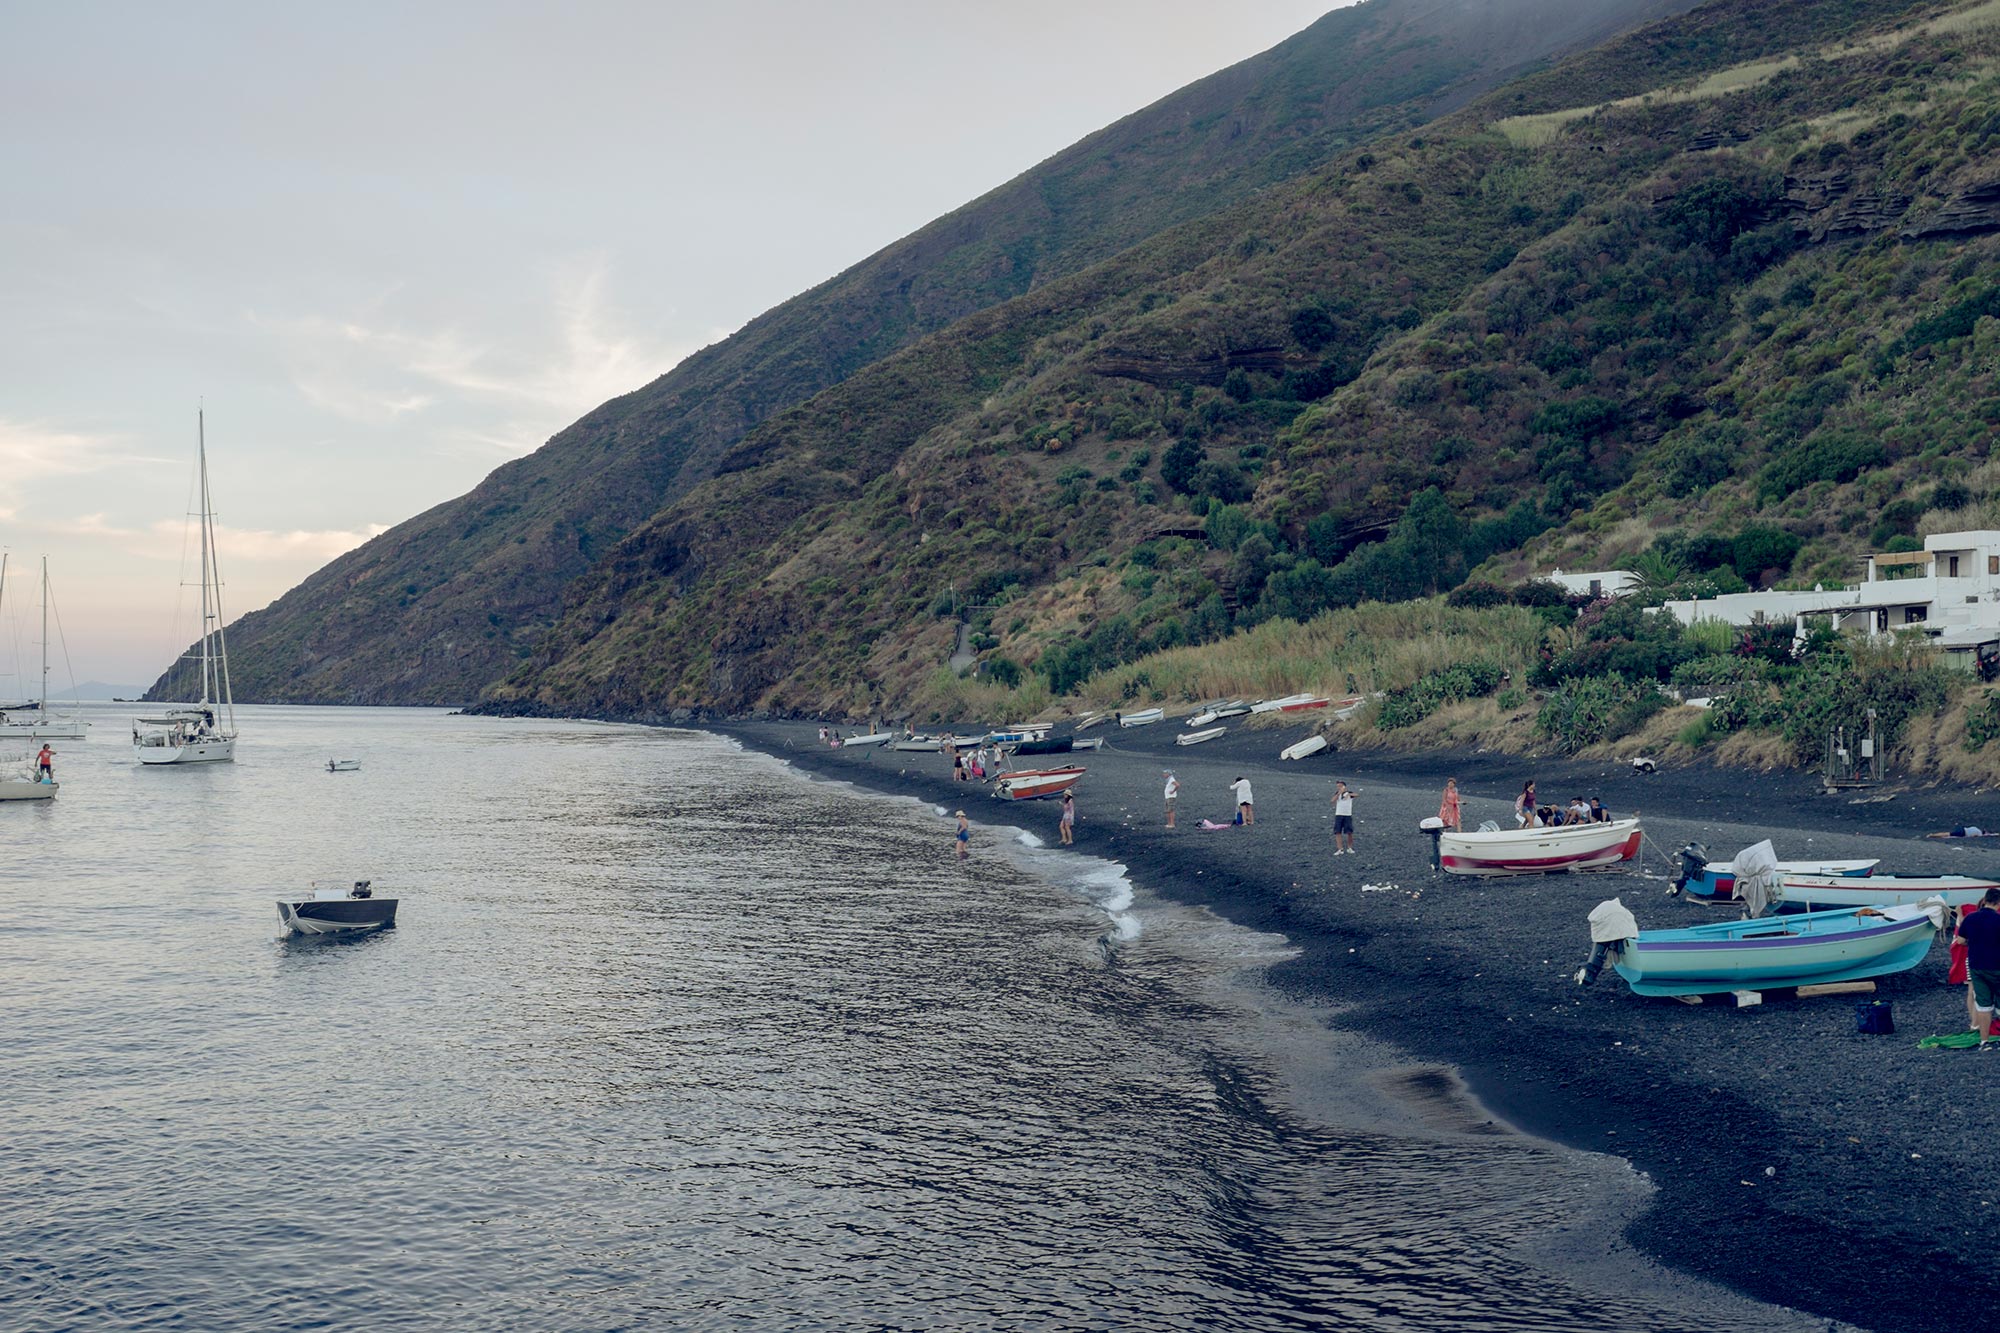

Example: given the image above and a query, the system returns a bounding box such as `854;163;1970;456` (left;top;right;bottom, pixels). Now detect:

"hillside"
154;0;1698;706
486;0;2000;721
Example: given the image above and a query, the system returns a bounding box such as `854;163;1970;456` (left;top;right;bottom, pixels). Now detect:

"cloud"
24;512;387;564
0;419;176;481
265;255;726;456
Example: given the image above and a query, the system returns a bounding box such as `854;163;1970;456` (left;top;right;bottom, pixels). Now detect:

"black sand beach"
722;717;2000;1333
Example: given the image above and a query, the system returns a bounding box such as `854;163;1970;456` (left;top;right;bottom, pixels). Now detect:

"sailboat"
0;555;91;742
133;411;238;765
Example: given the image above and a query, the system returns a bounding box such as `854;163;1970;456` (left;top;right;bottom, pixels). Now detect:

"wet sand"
723;717;2000;1332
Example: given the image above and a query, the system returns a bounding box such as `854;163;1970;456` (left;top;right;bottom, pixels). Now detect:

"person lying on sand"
1928;826;1996;838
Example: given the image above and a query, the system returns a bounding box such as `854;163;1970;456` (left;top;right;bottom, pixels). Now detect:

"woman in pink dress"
1438;778;1461;832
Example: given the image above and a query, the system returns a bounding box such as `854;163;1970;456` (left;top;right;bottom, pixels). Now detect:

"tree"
1161;438;1204;494
1394;487;1466;595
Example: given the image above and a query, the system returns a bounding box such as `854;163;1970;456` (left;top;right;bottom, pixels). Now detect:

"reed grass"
1078;601;1546;709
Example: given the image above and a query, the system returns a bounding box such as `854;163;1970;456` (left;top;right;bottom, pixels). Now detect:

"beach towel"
1916;1031;1996;1050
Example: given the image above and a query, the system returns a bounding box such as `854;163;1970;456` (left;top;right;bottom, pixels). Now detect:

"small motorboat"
1073;713;1109;732
1281;734;1328;761
1606;901;1943;997
0;770;57;801
1186;700;1242;728
1672;843;1876;901
1119;708;1164;728
1070;736;1104;751
326;758;360;772
1251;693;1316;714
1279;696;1333;712
278;881;399;936
892;737;941;752
841;732;895;747
1439;818;1642;876
1777;872;2000;912
1176;727;1225;746
992;765;1086;800
982;726;1048;745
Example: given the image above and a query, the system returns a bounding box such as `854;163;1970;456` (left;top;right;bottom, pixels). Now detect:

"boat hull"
0;720;89;741
1176;727;1224;746
1439;819;1641;876
1119;710;1163;728
1777;873;2000;911
0;778;57;801
1682;858;1876;902
1281;735;1328;761
1011;737;1074;757
135;737;236;765
278;898;399;936
1613;904;1939;996
993;766;1085;800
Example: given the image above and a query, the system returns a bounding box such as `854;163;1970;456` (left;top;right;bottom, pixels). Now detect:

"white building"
1542;568;1641;598
1661;530;2000;672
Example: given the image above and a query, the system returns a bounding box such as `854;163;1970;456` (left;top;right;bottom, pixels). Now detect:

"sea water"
1;706;1800;1331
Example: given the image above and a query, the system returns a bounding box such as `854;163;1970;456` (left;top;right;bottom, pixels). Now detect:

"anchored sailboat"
134;411;238;765
0;555;91;742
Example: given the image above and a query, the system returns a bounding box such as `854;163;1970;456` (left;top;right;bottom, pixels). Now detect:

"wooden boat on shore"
1073;713;1108;732
1071;736;1104;751
992;765;1085;800
1673;845;1877;901
1777;872;2000;912
1279;696;1333;712
1186;700;1243;728
1176;727;1225;746
892;737;941;752
1280;734;1328;761
1119;708;1164;728
1439;818;1642;876
842;732;894;748
1611;901;1944;997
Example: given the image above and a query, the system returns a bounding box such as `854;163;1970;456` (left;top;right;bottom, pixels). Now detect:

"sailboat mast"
40;557;50;722
204;427;235;732
197;411;214;709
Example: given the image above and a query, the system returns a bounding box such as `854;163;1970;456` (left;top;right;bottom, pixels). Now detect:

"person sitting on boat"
1568;796;1590;825
1589;797;1611;823
1514;780;1538;828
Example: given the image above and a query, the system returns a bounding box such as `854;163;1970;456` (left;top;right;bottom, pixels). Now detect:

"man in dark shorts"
1330;780;1357;855
1958;887;2000;1046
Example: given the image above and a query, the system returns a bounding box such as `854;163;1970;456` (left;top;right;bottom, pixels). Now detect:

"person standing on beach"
1164;772;1179;828
955;810;971;860
1231;776;1254;826
1514;779;1538;828
1955;888;2000;1045
1438;779;1461;832
1059;789;1076;845
1330;780;1357;854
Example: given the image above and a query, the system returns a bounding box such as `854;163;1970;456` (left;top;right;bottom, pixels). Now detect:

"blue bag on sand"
1856;999;1894;1035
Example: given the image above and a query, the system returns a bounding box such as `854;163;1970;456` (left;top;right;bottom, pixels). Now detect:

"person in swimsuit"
955;810;971;860
1059;790;1076;845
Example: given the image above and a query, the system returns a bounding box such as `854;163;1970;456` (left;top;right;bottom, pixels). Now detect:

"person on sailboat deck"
36;744;53;779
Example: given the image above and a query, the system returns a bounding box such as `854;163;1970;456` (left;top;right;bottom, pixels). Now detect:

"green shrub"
1376;660;1504;729
1536;677;1667;754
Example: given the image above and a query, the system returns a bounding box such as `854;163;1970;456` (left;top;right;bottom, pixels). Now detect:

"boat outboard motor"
1670;842;1709;896
350;880;373;899
1418;816;1446;871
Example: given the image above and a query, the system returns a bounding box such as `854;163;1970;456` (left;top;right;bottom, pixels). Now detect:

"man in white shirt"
1164;772;1179;829
1231;776;1254;826
1331;780;1357;854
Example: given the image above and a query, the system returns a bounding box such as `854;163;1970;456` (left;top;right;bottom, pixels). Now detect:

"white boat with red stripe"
992;765;1086;801
1439;818;1642;876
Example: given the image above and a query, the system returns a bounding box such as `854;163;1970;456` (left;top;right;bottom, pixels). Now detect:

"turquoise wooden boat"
1612;902;1942;997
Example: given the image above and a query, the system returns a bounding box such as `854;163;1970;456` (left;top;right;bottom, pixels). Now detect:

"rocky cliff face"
161;0;1702;705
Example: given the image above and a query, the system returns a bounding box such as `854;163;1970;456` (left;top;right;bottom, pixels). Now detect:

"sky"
0;0;1338;689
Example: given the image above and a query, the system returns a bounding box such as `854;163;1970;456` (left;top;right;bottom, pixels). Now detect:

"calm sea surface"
2;705;1775;1331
